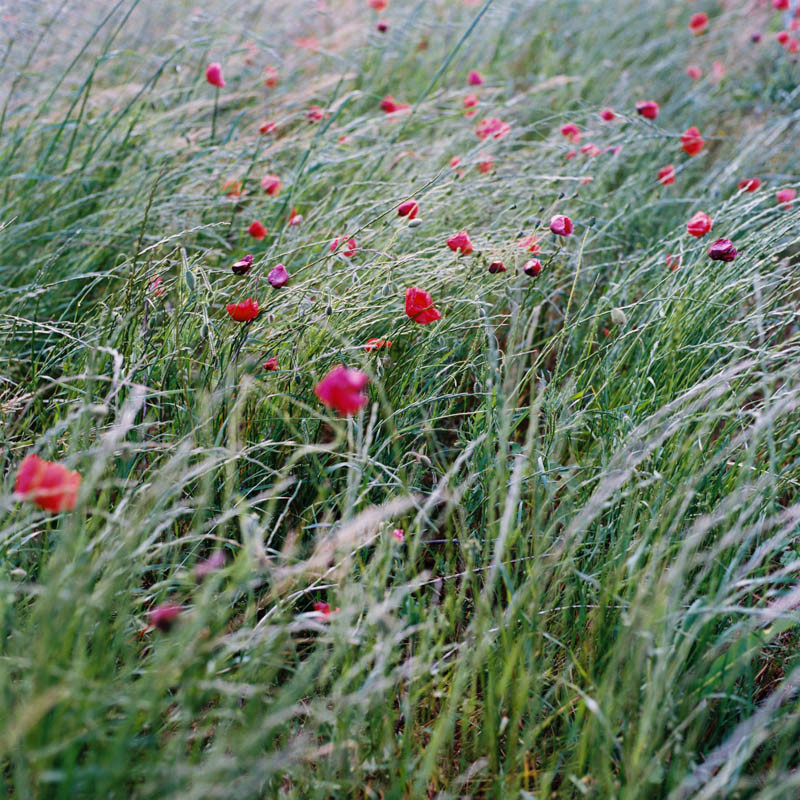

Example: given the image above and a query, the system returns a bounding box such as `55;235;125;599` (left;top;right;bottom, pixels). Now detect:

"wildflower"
447;230;473;254
450;156;461;168
680;126;705;156
687;211;713;237
565;151;577;160
788;38;800;53
405;287;442;324
666;253;681;271
523;258;542;277
259;120;277;134
369;0;388;9
222;179;244;199
391;528;405;541
687;64;702;80
313;601;332;616
751;32;762;43
376;20;388;32
365;338;392;351
737;178;761;192
658;164;676;185
268;263;290;287
293;36;319;51
261;174;282;195
205;62;225;88
306;105;324;122
549;214;573;236
264;66;279;88
774;0;790;9
263;356;279;371
476;117;510;140
518;234;541;253
778;30;790;45
288;207;303;226
330;237;357;257
477;153;494;173
600;108;616;121
467;69;484;85
149;603;182;632
14;453;81;513
194;551;226;580
149;276;165;296
314;365;370;415
226;298;259;321
776;188;796;209
463;93;479;117
635;100;659;120
712;61;726;81
232;254;254;275
580;142;601;157
488;261;506;274
708;238;738;261
560;122;581;143
689;12;708;34
398;199;419;219
380;95;410;113
248;220;267;240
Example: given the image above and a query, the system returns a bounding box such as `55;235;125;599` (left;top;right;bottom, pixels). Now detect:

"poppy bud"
391;528;405;541
523;259;542;277
205;62;225;88
14;453;81;513
689;12;708;34
263;357;279;371
467;69;484;85
635;100;659;120
549;214;573;236
751;32;762;43
708;239;738;261
477;154;494;173
687;211;713;237
261;174;282;195
405;287;442;324
447;230;473;254
658;164;676;185
287;207;303;226
737;177;761;192
488;261;506;274
248;220;267;240
560;122;581;143
398;199;419;219
680;126;705;156
776;188;796;209
314;601;333;616
226;298;259;321
268;263;290;287
600;108;616;121
314;365;370;415
149;603;182;632
376;20;388;32
232;254;254;275
463;93;479;116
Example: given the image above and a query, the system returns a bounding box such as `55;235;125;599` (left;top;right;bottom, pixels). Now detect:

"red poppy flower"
232;254;254;275
391;528;405;542
259;120;277;134
467;69;484;85
708;238;738;261
580;142;601;157
398;199;419;219
658;164;676;185
488;261;506;274
380;95;410;113
306;105;325;122
680;126;705;156
330;237;357;257
477;153;494;173
712;61;726;81
314;366;370;415
368;0;388;9
600;108;616;121
738;178;761;192
248;220;267;240
518;234;541;253
261;174;282;195
549;214;573;236
264;66;279;88
149;276;165;296
687;64;702;80
447;230;473;254
205;62;225;88
689;12;708;34
405;287;442;324
226;298;259;321
222;179;244;199
263;356;279;371
687;211;713;237
268;264;290;287
523;259;542;277
14;453;81;513
774;0;790;9
463;93;479;116
788;38;799;53
635;100;659;120
666;253;681;271
475;117;510;140
287;207;303;226
149;603;182;632
565;151;577;160
313;601;333;616
560;122;581;143
776;188;797;209
365;338;392;352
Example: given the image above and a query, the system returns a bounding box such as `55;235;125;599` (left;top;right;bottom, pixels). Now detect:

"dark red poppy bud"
658;164;675;185
488;261;506;274
523;259;542;277
708;239;738;261
232;254;254;275
398;199;419;219
737;178;761;192
689;12;708;34
549;214;573;236
635;100;659;120
687;211;713;237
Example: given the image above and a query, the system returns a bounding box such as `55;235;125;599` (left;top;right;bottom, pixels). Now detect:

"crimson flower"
248;220;267;240
447;230;473;254
314;601;333;616
477;153;494;173
287;207;303;226
523;259;542;277
738;178;761;192
263;356;279;371
268;264;290;287
15;453;81;513
232;254;254;275
476;117;510;140
226;298;259;321
635;100;659;120
365;338;392;351
330;237;357;257
658;164;676;185
369;0;388;9
398;199;419;219
488;261;506;274
261;174;282;195
708;239;738;261
259;120;277;135
314;366;370;415
149;603;182;632
687;65;702;80
463;93;479;117
205;62;225;88
560;122;581;143
600;108;616;121
689;12;708;34
776;188;796;209
680;126;705;156
405;287;442;324
380;95;410;113
549;214;573;236
467;69;484;85
306;105;324;122
687;211;713;237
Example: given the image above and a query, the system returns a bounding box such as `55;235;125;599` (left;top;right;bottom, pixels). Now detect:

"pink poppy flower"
450;156;461;169
268;264;290;287
226;298;259;322
523;259;542;277
149;603;182;632
580;142;601;157
712;61;726;81
368;0;388;9
261;174;282;195
314;366;370;415
232;254;254;275
737;178;761;192
560;122;581;143
15;453;81;513
463;93;479;117
330;237;357;257
248;220;267;240
263;356;279;371
689;12;708;34
635;100;659;120
405;287;442;324
687;64;702;80
549;214;573;236
680;126;705;156
206;62;225;88
658;164;676;185
565;151;577;160
467;69;484;85
600;108;616;121
398;199;419;219
776;188;796;209
475;117;510;140
391;528;405;541
687;211;713;237
447;230;473;254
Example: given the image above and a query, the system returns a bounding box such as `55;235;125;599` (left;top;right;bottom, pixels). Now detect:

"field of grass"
1;0;800;796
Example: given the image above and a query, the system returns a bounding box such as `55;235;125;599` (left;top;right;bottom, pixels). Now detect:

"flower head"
476;117;510;140
447;230;473;254
248;220;267;240
680;126;705;156
259;120;277;135
226;298;259;322
776;188;796;209
405;287;441;324
391;528;405;541
287;207;303;226
261;174;282;195
330;237;357;257
15;453;81;513
463;93;479;117
232;254;254;275
205;62;225;88
738;178;761;192
365;338;392;352
488;261;506;274
518;234;541;253
549;214;573;236
658;164;676;185
477;153;494;173
314;366;370;415
635;100;659;120
398;199;419;220
380;95;410;114
689;12;708;34
708;238;738;261
263;356;279;371
149;603;182;632
467;69;484;85
600;108;616;121
268;263;290;288
368;0;388;9
687;211;713;237
687;64;702;80
523;258;542;277
560;122;581;143
306;105;325;122
264;66;279;88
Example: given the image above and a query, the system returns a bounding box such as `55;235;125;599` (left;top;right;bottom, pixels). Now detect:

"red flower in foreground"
330;237;357;257
687;211;713;237
600;108;616;121
635;100;659;120
315;366;370;415
476;117;510;140
708;238;738;262
264;66;279;88
226;298;259;322
687;65;702;80
259;120;277;135
774;0;790;9
488;261;506;274
149;603;182;632
549;214;573;236
248;220;267;240
518;234;541;253
405;287;442;324
205;62;225;88
560;122;581;143
467;69;484;85
268;264;290;287
398;199;419;219
232;254;254;275
263;356;279;371
658;164;676;185
261;174;282;195
391;528;405;542
380;95;410;113
680;126;705;156
447;230;473;254
15;453;81;513
689;12;708;34
738;178;761;192
365;338;392;352
523;259;542;277
776;188;796;209
463;93;479;116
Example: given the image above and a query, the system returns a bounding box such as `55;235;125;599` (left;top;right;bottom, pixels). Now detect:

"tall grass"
1;0;800;796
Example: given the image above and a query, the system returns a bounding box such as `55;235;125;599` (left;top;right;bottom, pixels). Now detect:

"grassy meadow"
2;0;800;796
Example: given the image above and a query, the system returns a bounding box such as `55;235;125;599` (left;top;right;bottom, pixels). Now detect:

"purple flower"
708;239;738;262
232;254;253;275
268;263;290;288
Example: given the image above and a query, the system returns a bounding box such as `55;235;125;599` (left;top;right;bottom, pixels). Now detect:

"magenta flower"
314;366;370;415
708;239;738;262
268;263;290;288
549;215;574;236
206;62;225;88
